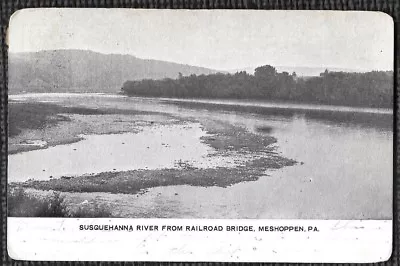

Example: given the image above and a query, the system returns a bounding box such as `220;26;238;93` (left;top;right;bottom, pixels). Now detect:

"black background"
0;1;398;265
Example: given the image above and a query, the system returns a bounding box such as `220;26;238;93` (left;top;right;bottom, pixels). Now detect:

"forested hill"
8;50;222;93
122;65;393;108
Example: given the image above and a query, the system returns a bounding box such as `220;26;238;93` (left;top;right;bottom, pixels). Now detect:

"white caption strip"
8;218;391;263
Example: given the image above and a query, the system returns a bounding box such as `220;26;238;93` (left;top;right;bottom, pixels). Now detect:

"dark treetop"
122;65;393;109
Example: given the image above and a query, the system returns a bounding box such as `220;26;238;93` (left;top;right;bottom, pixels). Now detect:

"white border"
7;218;392;263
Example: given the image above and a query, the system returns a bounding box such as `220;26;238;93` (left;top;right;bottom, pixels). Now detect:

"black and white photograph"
6;9;393;262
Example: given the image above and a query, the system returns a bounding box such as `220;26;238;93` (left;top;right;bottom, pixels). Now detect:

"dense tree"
121;65;393;108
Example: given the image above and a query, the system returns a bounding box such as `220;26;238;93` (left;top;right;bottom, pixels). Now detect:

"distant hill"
8;49;223;93
228;66;370;77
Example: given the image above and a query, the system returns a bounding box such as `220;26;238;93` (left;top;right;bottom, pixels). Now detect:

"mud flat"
10;116;296;187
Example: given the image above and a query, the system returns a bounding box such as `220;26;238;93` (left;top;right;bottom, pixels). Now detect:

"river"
8;93;393;219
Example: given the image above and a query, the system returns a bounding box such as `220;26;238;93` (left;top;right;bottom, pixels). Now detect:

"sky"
8;9;394;71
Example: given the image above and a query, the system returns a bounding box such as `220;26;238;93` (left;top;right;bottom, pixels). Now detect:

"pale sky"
8;9;393;71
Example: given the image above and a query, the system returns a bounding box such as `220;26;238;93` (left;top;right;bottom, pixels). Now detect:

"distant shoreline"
9;92;393;115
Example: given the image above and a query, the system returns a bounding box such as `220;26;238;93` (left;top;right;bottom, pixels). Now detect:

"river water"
124;97;392;219
8;93;393;219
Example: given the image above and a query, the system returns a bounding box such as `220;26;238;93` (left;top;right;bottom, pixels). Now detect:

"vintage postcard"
7;9;393;262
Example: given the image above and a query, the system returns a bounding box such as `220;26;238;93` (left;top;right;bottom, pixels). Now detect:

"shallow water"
8;93;393;219
129;114;392;219
8;123;239;182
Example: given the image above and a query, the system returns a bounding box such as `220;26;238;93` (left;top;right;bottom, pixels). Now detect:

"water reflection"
166;100;393;131
127;97;393;219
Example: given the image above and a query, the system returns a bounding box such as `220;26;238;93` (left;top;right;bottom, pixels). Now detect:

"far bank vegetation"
122;65;393;108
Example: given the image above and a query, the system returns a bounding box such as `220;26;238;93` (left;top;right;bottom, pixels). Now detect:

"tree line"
121;65;393;108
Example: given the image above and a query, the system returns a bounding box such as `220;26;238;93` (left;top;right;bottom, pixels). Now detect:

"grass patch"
8;187;68;217
70;202;113;218
8;187;112;217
